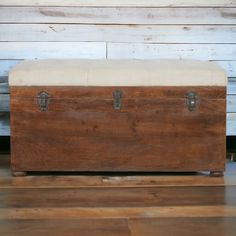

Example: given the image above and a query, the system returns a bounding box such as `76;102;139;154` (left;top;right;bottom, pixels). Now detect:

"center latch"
186;91;199;112
113;90;123;110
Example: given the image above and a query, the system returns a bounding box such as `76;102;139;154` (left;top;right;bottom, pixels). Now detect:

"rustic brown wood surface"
2;154;236;188
10;86;226;174
1;155;236;236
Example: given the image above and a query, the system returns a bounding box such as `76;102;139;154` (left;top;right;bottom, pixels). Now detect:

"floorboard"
1;154;236;236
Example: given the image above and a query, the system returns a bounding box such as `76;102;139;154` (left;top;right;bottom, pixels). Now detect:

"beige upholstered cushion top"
9;59;227;86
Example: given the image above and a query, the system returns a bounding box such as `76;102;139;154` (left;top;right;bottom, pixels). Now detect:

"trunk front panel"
10;86;226;172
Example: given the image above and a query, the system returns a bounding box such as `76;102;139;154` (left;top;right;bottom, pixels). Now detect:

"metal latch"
113;90;122;110
37;91;51;111
186;91;198;112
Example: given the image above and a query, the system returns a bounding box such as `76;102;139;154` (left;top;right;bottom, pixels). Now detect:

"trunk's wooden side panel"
10;86;226;172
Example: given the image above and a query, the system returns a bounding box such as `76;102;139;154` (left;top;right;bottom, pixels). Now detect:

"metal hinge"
113;90;122;110
37;91;51;111
186;91;199;112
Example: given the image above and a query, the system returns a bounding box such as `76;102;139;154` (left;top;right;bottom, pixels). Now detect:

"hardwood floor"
1;154;236;236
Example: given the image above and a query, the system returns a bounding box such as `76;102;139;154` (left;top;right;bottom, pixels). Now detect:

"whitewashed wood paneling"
0;112;10;136
0;0;235;7
0;42;106;59
227;113;236;136
217;61;236;78
227;95;236;113
0;60;22;77
1;7;236;24
0;77;7;83
1;24;236;44
0;83;9;94
108;43;236;60
0;94;9;112
228;79;236;94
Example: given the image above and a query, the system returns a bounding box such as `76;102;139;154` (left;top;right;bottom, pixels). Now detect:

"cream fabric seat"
9;59;227;86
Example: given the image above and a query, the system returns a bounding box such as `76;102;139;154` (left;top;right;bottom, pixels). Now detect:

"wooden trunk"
9;59;227;175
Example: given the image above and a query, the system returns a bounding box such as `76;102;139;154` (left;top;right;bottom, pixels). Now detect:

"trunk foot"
12;171;27;177
210;171;223;177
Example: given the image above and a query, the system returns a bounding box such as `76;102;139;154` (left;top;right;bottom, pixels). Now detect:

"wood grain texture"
1;186;235;208
1;81;233;136
1;153;236;235
108;43;236;60
1;43;235;60
0;174;228;188
1;217;236;236
0;83;236;109
0;0;235;7
1;7;236;24
0;219;131;236
128;217;236;236
1;24;236;44
3;156;236;188
10;86;226;173
2;206;236;219
0;42;106;60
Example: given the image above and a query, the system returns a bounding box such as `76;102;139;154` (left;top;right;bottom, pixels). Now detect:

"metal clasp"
37;91;51;111
113;90;122;110
186;91;198;112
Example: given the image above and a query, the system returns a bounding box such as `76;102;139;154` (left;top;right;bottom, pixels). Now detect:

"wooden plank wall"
0;0;236;136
